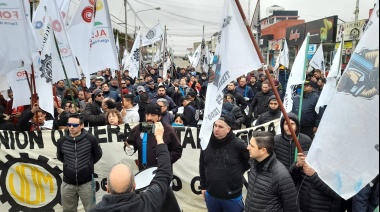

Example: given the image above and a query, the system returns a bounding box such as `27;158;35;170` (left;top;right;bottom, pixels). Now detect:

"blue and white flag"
307;0;379;200
199;0;262;149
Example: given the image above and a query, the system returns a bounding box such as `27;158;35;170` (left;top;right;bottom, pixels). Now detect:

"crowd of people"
0;64;378;212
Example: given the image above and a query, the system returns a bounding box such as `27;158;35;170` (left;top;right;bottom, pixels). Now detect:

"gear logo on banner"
40;54;53;84
145;29;156;40
0;153;62;211
133;48;140;61
81;6;94;23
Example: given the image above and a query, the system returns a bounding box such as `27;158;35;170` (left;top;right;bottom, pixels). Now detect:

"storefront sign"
336;20;368;41
305;16;338;44
286;23;306;47
268;39;283;51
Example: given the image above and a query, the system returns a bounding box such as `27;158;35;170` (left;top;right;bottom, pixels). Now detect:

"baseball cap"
137;86;146;93
92;89;103;97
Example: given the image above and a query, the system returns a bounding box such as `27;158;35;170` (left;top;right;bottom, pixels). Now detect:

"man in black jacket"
292;81;323;140
57;114;103;212
127;104;182;212
92;122;172;212
83;89;105;127
250;80;273;119
225;82;248;115
245;131;299;212
255;95;281;126
199;116;250;212
290;152;344;212
274;113;312;169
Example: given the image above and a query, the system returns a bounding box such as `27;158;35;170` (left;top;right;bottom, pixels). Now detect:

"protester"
172;114;187;127
317;77;326;95
83;89;105;127
61;88;80;109
245;131;299;212
224;94;245;129
290;152;344;212
255;95;281;126
236;77;254;103
18;103;54;131
274;113;312;169
181;96;198;127
225;82;248;115
0;105;15;131
127;103;182;212
56;80;67;99
57;114;103;212
352;175;379;212
150;85;178;114
292;81;323;140
250;80;273;119
101;83;119;102
105;109;123;126
138;92;150;123
157;98;175;126
199;116;250;212
121;94;139;124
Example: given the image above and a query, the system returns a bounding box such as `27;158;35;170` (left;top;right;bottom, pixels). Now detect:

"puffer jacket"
274;113;312;168
290;164;343;212
292;92;322;127
245;154;299;212
57;129;103;185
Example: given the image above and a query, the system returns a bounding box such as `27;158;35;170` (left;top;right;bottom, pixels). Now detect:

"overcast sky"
69;0;377;55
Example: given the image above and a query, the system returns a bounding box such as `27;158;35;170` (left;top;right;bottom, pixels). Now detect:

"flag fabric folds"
283;34;310;112
315;40;343;113
127;32;142;79
309;44;326;75
0;0;33;75
199;0;262;150
89;0;119;74
141;23;163;47
307;0;379;200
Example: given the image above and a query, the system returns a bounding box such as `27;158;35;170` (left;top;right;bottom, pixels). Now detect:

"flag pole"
235;0;303;153
30;64;40;131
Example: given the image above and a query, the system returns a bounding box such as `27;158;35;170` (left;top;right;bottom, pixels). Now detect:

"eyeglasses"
121;82;126;84
67;123;80;128
97;94;104;97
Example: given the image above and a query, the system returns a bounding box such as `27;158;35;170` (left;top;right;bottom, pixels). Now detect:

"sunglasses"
97;94;104;97
67;123;80;128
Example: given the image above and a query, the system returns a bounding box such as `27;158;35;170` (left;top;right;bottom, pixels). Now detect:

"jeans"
205;191;244;212
61;181;95;212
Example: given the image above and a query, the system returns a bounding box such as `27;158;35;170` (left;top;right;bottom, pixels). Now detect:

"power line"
127;1;149;29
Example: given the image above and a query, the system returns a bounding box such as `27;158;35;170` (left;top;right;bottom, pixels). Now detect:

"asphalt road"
173;57;190;68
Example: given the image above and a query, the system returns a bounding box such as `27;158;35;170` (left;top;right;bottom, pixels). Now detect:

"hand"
31;104;40;113
87;98;93;104
154;122;164;144
303;163;316;177
311;76;317;82
201;190;206;200
296;153;306;168
57;108;64;114
175;87;179;92
313;127;318;133
121;108;127;117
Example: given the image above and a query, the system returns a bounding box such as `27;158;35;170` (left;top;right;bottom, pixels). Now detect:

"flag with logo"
191;44;202;68
163;56;171;80
126;32;142;79
116;33;120;61
67;0;95;78
199;0;262;149
122;49;130;70
6;67;33;109
283;34;310;112
142;23;163;47
89;0;119;73
46;0;81;81
0;0;33;75
315;40;343;113
280;39;290;68
307;0;379;200
309;43;326;75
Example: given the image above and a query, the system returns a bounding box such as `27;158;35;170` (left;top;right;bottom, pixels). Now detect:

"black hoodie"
273;113;312;169
92;144;172;212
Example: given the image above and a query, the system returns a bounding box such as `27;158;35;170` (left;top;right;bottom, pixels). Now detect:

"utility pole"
352;0;360;52
248;0;251;21
124;0;128;52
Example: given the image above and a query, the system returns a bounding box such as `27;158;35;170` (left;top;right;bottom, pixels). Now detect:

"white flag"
309;43;326;75
0;0;33;75
315;40;343;113
199;0;262;150
127;32;142;79
55;0;70;25
122;49;130;70
116;33;120;60
307;1;379;200
89;0;119;73
163;56;171;80
280;39;290;68
191;44;202;68
153;42;162;64
67;0;95;78
283;34;310;112
47;0;81;81
6;67;33;109
142;23;163;47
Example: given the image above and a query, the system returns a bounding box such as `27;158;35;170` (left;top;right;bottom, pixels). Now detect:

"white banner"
191;44;202;68
199;0;262;150
0;0;33;75
315;40;343;113
126;33;142;79
5;67;32;109
0;120;280;211
67;0;95;78
89;0;119;73
309;44;326;75
284;34;310;113
279;39;289;68
307;1;379;200
141;23;163;47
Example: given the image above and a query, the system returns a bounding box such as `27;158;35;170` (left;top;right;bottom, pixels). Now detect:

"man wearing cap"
133;86;154;104
292;81;323;140
127;103;182;212
83;89;105;127
255;95;281;126
199;116;250;212
146;80;158;96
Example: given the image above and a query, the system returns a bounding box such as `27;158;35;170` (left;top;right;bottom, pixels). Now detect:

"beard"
269;107;279;115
